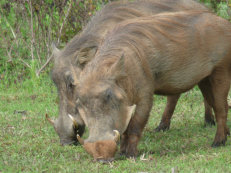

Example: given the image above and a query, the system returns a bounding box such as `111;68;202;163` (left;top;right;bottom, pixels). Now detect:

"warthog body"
77;11;231;160
50;0;209;145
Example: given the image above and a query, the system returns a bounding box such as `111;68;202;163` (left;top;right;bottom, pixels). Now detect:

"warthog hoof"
212;126;230;147
154;122;170;132
119;151;137;158
211;139;226;147
120;135;139;158
204;115;215;127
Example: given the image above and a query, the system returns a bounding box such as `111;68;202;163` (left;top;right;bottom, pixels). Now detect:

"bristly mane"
83;11;209;80
58;0;209;60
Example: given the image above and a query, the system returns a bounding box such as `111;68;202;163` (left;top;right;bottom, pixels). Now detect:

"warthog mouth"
60;138;79;146
45;114;85;146
61;141;78;146
95;158;115;164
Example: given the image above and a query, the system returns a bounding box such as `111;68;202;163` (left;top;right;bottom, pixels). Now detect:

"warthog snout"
45;114;85;146
77;130;120;161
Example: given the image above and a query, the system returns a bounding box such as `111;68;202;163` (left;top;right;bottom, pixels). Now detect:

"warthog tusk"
68;114;78;128
45;114;55;126
77;134;84;145
113;130;120;143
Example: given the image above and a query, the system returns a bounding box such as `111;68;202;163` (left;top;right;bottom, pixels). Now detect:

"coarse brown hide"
77;11;231;160
49;0;210;146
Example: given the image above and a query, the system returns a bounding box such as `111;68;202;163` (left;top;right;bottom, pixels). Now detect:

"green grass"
1;0;231;172
1;77;231;172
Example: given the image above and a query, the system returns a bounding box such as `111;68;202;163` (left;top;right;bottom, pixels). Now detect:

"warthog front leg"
120;95;153;157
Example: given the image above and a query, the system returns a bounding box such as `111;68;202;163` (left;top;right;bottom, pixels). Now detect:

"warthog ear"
109;54;126;80
64;71;78;86
77;46;98;67
51;43;60;58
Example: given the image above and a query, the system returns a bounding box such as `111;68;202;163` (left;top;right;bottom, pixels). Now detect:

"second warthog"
76;11;231;161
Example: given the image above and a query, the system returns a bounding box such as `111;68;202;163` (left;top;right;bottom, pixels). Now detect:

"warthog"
47;0;210;145
76;11;231;161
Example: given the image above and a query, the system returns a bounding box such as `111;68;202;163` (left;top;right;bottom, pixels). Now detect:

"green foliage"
217;2;230;19
200;0;214;8
29;60;40;87
0;0;230;86
200;0;231;20
0;0;109;86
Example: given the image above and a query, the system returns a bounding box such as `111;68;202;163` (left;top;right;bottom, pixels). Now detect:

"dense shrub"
0;0;110;85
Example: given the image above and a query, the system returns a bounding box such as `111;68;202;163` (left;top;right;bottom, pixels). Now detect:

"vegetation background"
0;0;231;85
1;0;231;172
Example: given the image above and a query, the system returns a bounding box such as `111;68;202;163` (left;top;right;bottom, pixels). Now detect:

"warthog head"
46;45;86;146
76;55;136;160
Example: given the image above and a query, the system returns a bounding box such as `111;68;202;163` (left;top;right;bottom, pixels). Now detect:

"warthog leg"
155;93;215;132
154;94;180;132
198;69;230;147
120;95;153;157
204;99;215;126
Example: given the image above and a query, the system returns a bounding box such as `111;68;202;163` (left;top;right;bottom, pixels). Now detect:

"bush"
0;0;230;87
0;0;110;86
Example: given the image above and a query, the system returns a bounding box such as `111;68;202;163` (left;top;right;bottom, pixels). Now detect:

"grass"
1;77;231;173
1;0;231;172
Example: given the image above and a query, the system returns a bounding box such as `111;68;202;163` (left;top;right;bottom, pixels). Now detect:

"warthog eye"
64;71;75;88
103;88;114;103
67;83;74;91
64;71;76;98
66;83;75;100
